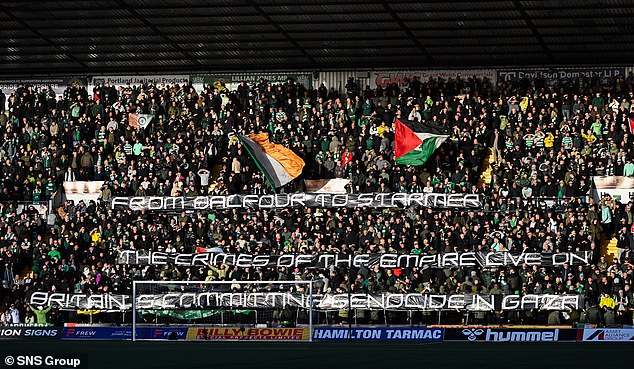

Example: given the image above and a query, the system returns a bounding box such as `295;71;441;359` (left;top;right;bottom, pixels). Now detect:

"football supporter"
0;72;633;326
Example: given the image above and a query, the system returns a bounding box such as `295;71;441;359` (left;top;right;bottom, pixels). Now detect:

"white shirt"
198;169;210;187
9;308;20;324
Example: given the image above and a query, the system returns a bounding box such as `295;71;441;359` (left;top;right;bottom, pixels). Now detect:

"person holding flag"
239;132;305;191
394;117;450;167
128;113;155;129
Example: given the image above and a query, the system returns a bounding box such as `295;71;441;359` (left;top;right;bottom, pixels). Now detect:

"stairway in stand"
478;148;494;188
604;236;618;263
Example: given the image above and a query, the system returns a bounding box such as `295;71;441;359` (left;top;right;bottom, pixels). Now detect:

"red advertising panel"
186;327;310;341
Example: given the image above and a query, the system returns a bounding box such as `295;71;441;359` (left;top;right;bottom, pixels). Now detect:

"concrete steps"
605;236;618;262
478;148;494;188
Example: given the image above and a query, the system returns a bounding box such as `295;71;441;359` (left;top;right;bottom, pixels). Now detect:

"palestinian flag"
239;133;305;189
394;118;449;166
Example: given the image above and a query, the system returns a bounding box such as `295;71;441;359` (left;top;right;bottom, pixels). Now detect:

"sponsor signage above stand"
445;328;577;342
497;67;625;85
313;328;443;341
191;72;313;91
371;69;496;88
90;75;189;89
0;77;87;97
110;193;482;211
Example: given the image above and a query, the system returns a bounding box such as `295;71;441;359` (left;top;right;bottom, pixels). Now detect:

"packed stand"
0;72;633;326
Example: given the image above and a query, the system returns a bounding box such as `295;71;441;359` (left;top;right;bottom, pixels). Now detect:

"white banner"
117;251;591;268
110;193;482;211
593;176;634;204
303;179;350;193
28;292;583;312
63;181;104;204
370;69;496;89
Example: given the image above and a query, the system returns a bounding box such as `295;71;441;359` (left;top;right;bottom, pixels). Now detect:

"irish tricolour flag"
394;118;449;166
239;133;305;190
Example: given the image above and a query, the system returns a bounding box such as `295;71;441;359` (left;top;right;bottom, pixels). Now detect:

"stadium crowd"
0;71;634;326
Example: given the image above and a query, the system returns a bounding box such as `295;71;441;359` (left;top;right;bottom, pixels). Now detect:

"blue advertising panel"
61;327;188;340
0;327;62;340
62;327;131;340
136;327;188;340
313;327;443;341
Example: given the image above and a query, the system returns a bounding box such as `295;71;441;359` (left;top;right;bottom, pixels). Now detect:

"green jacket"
29;305;51;324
